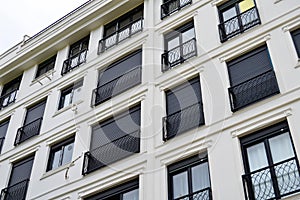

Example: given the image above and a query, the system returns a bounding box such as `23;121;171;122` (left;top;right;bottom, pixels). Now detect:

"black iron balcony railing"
162;38;197;72
161;0;192;19
0;89;18;110
61;49;88;75
163;102;204;141
98;17;144;54
82;130;140;175
0;137;4;154
174;187;212;200
228;70;279;112
14;118;43;146
92;66;142;106
242;157;300;200
0;179;29;200
218;7;261;43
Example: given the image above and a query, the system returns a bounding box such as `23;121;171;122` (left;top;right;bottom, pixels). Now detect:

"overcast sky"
0;0;87;54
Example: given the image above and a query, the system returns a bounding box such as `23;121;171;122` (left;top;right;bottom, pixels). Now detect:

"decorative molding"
9;145;40;163
45;129;76;146
281;19;300;32
211;0;226;6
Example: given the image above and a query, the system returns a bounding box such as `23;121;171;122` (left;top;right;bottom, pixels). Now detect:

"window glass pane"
222;7;237;21
63;92;72;108
192;162;210;192
167;37;180;50
72;86;82;103
0;120;9;138
247;142;268;171
61;142;74;166
123;189;139;200
269;132;294;163
173;171;189;199
50;150;61;170
182;27;195;43
239;0;255;13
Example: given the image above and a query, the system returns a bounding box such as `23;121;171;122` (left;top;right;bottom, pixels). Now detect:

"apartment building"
0;0;299;199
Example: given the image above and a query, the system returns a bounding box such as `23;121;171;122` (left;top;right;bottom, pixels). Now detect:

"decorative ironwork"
98;17;144;53
0;179;29;200
228;70;279;112
173;187;212;200
161;0;192;19
61;49;88;75
82;130;140;175
163;102;204;141
92;66;142;106
0;137;4;153
242;157;300;200
0;89;18;110
161;38;197;72
219;7;261;42
14;118;43;146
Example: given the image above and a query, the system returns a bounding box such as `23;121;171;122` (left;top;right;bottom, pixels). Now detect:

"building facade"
0;0;299;199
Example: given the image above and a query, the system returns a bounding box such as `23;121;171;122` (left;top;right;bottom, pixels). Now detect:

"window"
0;119;9;154
92;50;142;106
0;75;22;109
83;105;140;175
218;0;261;42
163;76;204;140
58;80;83;110
15;99;47;145
35;55;56;78
47;137;75;171
0;155;34;200
61;36;89;75
162;21;196;72
291;28;300;58
98;5;143;53
161;0;192;19
241;121;300;200
227;45;279;111
85;179;139;200
168;154;212;200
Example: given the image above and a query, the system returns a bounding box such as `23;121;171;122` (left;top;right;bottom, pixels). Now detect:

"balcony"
161;0;192;19
92;66;142;106
0;179;29;200
242;157;300;200
163;102;204;141
0;137;4;153
98;17;144;54
82;130;140;175
228;70;279;112
161;38;197;72
14;118;43;146
174;187;212;200
61;49;88;75
0;89;18;110
218;7;260;42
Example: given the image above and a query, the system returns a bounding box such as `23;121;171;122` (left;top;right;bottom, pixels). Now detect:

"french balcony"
98;17;144;54
0;137;4;153
82;130;140;175
218;7;261;43
14;118;43;146
174;187;212;200
163;102;204;141
242;157;300;200
228;70;280;112
161;38;197;72
0;89;18;110
0;179;29;200
92;66;142;106
61;49;88;75
161;0;192;19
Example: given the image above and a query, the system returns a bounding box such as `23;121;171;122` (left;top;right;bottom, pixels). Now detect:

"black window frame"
161;0;192;19
58;80;83;110
0;75;22;109
291;28;300;58
47;136;75;171
35;55;56;79
0;118;9;154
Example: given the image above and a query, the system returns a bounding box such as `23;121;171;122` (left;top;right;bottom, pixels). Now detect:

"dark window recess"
168;154;212;200
0;75;22;109
35;55;56;78
47;137;75;171
291;28;300;58
15;99;46;145
85;179;139;200
162;22;197;72
98;5;144;53
227;45;279;112
0;155;34;200
0;119;9;154
59;80;83;110
241;121;300;200
218;0;261;42
163;76;204;141
161;0;192;19
92;50;142;106
83;105;141;175
62;36;89;75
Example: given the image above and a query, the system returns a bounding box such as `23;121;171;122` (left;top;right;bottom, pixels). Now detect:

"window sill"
53;100;83;117
31;70;55;86
40;162;74;180
295;58;300;69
